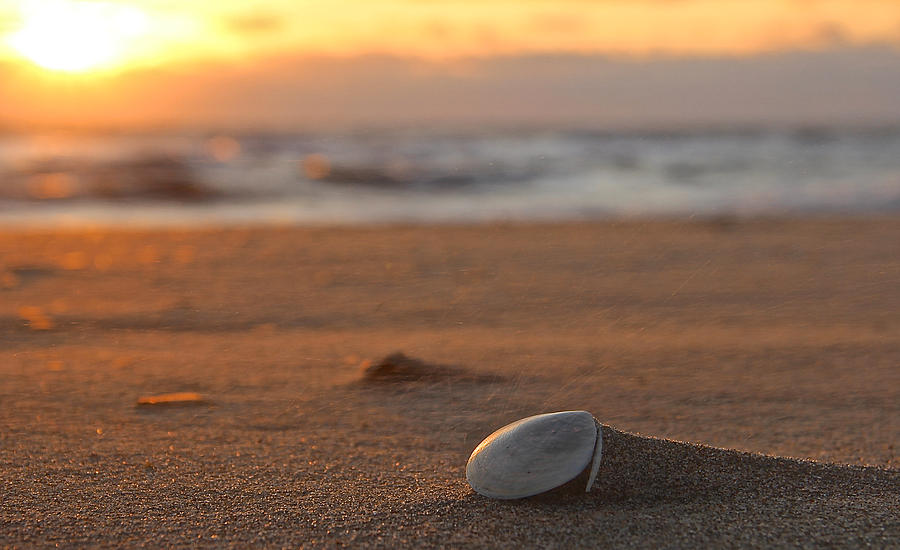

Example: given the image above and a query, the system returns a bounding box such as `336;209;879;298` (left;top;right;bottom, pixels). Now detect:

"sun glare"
7;0;150;72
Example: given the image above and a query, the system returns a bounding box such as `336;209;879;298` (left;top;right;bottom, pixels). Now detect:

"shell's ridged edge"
585;417;603;492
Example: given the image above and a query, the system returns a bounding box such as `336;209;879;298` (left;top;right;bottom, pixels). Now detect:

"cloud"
222;12;285;35
180;45;900;129
814;22;851;47
529;13;587;34
3;45;900;130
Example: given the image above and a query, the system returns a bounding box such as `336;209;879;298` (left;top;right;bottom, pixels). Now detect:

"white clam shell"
466;410;603;499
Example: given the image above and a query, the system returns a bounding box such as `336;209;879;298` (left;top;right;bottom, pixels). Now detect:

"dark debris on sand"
358;352;504;385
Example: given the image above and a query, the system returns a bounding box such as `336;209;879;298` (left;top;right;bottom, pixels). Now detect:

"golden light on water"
205;136;242;163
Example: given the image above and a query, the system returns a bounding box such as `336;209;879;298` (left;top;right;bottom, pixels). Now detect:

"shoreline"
2;207;900;233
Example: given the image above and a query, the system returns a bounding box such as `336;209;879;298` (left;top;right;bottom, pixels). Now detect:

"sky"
1;0;899;129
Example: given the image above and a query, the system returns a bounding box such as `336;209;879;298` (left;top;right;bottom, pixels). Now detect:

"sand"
1;218;898;547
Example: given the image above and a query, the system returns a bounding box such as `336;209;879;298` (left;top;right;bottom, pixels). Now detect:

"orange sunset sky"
1;0;900;129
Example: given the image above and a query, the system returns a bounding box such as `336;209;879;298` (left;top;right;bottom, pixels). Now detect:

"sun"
7;0;150;73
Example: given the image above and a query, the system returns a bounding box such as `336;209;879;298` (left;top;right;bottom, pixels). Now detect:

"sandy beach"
1;217;898;547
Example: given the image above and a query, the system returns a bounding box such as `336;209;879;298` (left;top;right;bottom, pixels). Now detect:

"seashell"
466;410;602;499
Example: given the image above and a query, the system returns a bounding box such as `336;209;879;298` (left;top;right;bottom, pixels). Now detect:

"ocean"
1;126;899;226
